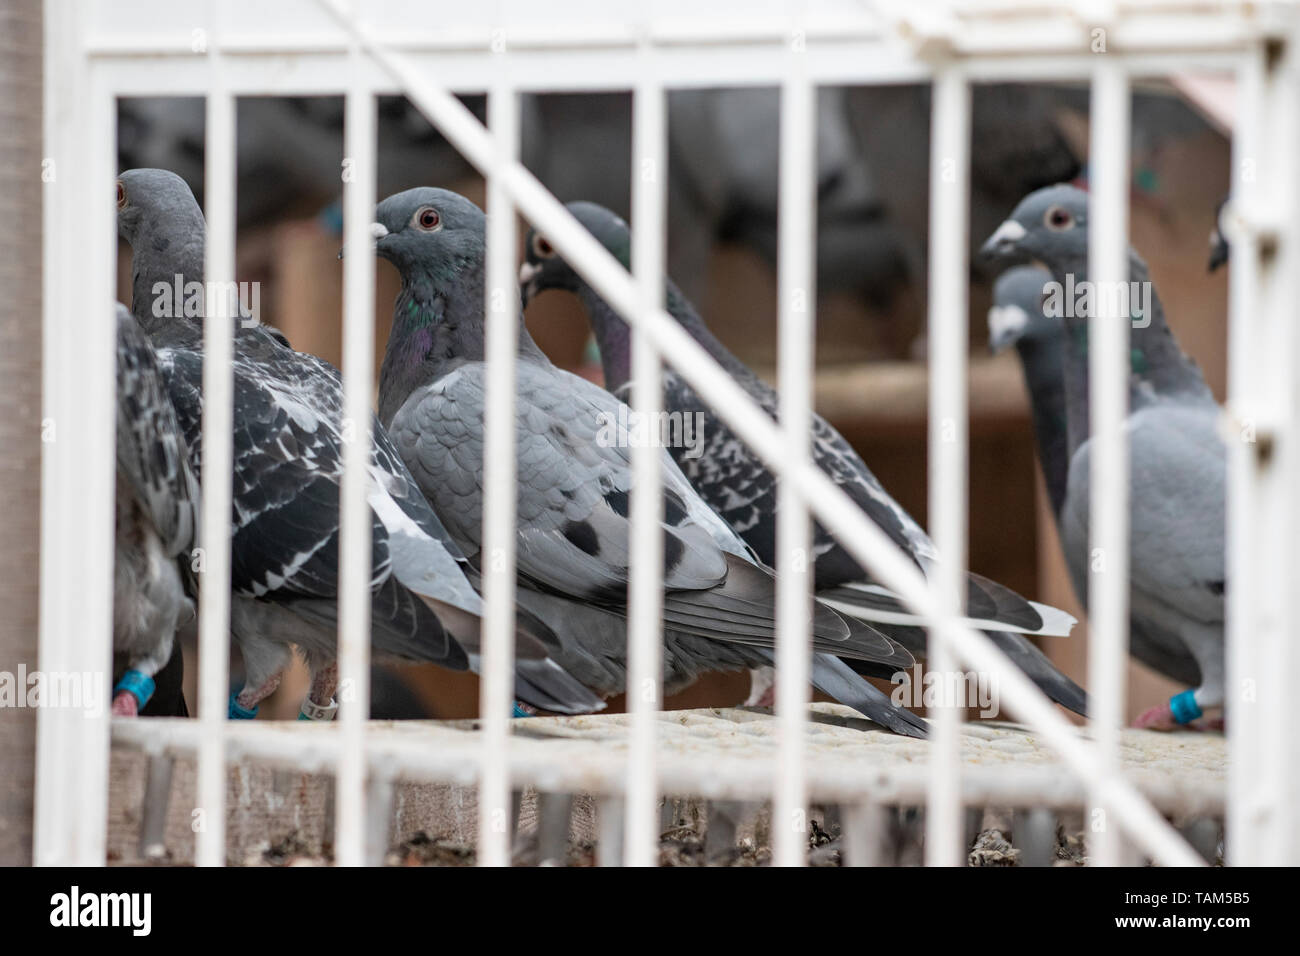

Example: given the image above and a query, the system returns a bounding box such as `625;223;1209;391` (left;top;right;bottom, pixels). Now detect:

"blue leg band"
512;701;532;718
228;692;259;720
113;669;156;709
1169;689;1203;725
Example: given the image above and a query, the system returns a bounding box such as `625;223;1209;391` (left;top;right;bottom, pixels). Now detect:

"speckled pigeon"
981;184;1224;729
112;303;198;717
116;168;601;719
372;187;928;737
519;201;1086;718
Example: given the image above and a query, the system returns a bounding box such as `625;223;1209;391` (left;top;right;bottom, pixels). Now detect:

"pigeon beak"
1208;228;1229;273
338;222;390;260
518;261;542;305
979;219;1028;264
987;303;1029;354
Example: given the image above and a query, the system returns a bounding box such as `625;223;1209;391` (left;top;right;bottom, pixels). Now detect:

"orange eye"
412;206;441;231
532;234;556;259
116;182;127;209
1044;205;1073;231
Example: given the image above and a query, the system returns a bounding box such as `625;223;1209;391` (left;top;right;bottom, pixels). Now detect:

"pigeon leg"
231;672;282;718
111;691;140;717
299;660;339;721
1133;700;1177;730
112;632;177;716
1135;625;1224;731
231;634;292;718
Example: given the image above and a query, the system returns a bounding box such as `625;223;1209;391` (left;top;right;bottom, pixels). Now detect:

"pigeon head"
116;168;205;249
980;184;1089;276
987;265;1060;354
518;201;631;304
372;187;485;278
116;168;208;332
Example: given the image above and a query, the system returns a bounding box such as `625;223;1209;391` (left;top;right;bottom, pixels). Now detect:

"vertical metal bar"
624;61;666;869
924;65;970;868
35;0;115;864
335;74;377;868
1224;42;1266;870
843;800;887;867
773;34;816;870
1226;33;1300;866
478;80;519;868
1085;58;1131;868
196;40;236;868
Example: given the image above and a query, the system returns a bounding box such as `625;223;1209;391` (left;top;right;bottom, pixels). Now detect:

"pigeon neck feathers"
576;273;763;395
1054;250;1215;457
1014;332;1070;522
378;251;547;427
129;227;206;339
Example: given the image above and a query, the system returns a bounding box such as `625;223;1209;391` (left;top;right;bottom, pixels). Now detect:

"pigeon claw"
1132;702;1178;731
111;690;140;718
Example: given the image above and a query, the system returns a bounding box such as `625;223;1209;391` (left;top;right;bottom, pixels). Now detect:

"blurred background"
115;78;1231;724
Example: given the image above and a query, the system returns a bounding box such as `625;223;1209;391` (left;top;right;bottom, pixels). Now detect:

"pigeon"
372;186;928;737
112;303;199;717
518;201;1087;717
987;266;1071;521
987;265;1204;689
980;183;1224;729
116;168;601;719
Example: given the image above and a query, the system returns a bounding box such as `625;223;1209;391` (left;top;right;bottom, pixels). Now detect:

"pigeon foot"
1132;702;1178;731
111;691;140;717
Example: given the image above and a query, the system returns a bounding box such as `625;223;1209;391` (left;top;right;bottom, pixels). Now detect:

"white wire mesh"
35;0;1296;867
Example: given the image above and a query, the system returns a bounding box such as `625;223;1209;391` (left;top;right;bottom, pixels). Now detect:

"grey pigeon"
988;265;1203;688
981;184;1224;729
518;202;1087;718
987;266;1071;520
372;187;928;737
116;168;601;719
112;303;198;717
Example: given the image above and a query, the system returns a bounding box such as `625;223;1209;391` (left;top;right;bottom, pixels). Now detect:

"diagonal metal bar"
313;0;1202;866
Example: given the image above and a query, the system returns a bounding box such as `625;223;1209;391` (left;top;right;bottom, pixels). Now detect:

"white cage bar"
626;63;668;868
336;71;378;868
35;0;1300;868
772;37;815;869
1085;56;1132;869
924;64;970;868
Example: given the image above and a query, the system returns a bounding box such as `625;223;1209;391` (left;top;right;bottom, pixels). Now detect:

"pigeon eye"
1045;205;1073;231
412;206;441;232
532;234;556;259
116;182;127;209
